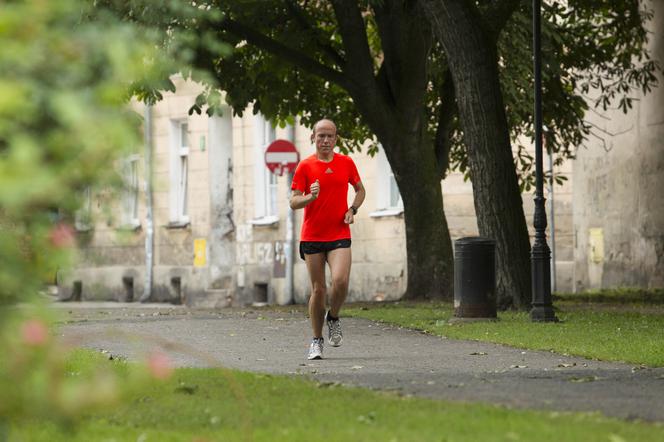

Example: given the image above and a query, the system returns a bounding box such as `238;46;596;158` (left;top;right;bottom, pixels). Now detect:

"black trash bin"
454;237;497;318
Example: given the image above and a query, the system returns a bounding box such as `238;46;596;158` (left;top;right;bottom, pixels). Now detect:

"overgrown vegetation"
0;0;174;436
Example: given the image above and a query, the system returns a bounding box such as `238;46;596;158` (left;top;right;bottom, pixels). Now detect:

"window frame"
120;153;141;229
250;114;279;226
74;186;93;232
169;120;190;225
370;146;404;218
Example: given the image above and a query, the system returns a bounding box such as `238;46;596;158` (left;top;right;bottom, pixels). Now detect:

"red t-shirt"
291;153;361;242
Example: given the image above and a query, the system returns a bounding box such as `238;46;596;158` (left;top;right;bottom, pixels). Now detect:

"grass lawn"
9;351;664;441
344;293;664;367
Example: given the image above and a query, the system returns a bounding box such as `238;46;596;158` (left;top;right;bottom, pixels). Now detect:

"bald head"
313;119;337;136
311;118;337;158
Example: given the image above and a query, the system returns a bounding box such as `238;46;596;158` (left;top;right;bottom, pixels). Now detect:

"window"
169;121;189;224
74;187;92;231
389;168;401;208
121;154;140;228
250;114;279;225
371;146;403;217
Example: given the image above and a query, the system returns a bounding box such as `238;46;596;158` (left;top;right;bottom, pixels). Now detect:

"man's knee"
311;283;326;298
332;275;349;290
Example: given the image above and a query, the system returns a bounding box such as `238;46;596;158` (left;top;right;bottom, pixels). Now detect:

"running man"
289;119;365;360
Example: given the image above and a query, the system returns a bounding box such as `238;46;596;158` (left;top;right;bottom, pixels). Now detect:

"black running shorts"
299;239;352;260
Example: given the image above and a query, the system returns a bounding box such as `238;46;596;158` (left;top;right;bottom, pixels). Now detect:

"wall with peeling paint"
572;1;664;290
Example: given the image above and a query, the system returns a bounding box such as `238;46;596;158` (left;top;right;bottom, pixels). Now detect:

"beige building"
572;0;664;291
64;7;664;305
58;73;583;305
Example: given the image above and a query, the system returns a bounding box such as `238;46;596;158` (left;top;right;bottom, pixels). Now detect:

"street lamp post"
531;0;558;322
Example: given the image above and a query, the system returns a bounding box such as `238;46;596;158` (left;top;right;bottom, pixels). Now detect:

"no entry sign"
265;139;299;176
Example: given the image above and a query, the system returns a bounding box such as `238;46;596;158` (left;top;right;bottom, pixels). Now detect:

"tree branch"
220;17;350;89
373;1;432;115
284;0;346;67
329;0;380;93
482;0;522;37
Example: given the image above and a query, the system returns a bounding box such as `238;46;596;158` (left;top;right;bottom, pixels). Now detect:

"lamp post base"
530;305;559;322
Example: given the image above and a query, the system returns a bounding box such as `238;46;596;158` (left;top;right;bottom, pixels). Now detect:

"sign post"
265;139;299;177
265;139;299;305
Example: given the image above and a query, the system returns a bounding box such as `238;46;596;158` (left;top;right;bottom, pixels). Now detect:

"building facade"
572;0;664;290
58;74;581;305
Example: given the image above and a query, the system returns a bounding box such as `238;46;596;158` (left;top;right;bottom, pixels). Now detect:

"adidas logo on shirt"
325;167;333;174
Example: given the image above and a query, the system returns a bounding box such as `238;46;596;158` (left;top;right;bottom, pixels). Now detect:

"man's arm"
344;181;366;224
290;179;320;210
350;181;366;211
290;190;314;210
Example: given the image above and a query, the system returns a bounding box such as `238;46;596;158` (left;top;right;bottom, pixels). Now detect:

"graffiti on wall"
235;240;287;278
236;241;275;266
273;241;286;277
235;224;288;277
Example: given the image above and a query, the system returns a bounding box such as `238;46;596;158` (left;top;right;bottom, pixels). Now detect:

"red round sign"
265;139;299;176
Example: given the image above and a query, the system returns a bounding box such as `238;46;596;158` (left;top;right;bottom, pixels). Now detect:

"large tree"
162;0;458;300
420;0;660;306
422;0;534;308
108;0;660;307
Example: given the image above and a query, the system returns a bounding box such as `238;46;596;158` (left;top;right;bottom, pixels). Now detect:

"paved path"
56;304;664;422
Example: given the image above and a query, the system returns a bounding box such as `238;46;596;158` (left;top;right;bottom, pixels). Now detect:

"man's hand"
344;208;354;224
310;179;320;200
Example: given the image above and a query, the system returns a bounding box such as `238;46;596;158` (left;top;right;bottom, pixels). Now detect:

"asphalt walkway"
56;303;664;422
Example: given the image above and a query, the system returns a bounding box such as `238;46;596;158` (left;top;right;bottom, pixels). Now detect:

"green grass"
554;287;664;304
10;350;664;441
345;300;664;367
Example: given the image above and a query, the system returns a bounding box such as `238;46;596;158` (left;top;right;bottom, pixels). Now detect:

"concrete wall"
572;0;664;290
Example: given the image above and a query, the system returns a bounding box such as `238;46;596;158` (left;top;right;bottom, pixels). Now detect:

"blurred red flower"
147;350;173;380
49;223;75;248
22;319;49;346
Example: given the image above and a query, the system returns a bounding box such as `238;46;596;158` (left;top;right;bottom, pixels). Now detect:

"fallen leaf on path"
569;376;598;383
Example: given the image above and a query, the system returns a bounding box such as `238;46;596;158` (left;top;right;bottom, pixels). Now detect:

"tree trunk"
423;0;532;309
383;132;454;300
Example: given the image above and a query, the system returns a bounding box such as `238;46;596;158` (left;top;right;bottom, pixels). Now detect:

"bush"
0;0;171;434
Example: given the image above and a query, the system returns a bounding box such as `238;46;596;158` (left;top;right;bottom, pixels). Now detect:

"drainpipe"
548;148;557;293
141;104;154;302
283;124;296;305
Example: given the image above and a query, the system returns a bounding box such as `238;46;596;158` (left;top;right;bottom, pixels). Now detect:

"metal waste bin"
454;237;497;318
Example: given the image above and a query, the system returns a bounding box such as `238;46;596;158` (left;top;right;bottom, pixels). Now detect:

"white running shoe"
307;337;324;360
326;311;343;347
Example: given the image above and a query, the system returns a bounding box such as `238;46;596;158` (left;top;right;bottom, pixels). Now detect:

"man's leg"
327;247;352;317
325;247;351;347
305;252;327;338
